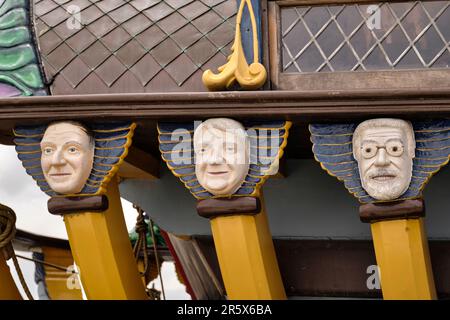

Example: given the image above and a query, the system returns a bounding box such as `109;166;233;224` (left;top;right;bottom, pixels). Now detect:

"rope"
132;205;149;277
149;218;166;300
0;205;15;249
15;254;78;273
0;205;34;300
132;204;166;300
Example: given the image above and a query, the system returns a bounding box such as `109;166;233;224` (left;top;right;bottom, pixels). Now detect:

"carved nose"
374;148;389;166
206;148;225;165
52;150;67;165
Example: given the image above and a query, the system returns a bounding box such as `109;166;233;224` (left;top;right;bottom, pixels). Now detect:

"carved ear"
405;120;416;159
409;134;417;159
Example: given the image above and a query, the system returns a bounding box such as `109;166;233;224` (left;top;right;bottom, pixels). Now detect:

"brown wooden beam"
359;199;425;223
118;146;160;180
0;90;449;126
273;0;427;6
194;236;450;298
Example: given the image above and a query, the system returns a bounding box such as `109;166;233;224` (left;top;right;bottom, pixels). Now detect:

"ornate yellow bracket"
209;194;286;299
202;0;267;90
371;218;436;299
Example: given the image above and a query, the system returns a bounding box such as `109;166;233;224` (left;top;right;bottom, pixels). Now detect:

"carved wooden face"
353;120;415;201
40;122;94;194
194;119;250;196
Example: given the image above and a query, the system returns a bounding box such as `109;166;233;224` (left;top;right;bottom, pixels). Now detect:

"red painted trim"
160;229;197;300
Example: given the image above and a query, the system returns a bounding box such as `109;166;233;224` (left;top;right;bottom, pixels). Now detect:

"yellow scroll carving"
202;0;267;91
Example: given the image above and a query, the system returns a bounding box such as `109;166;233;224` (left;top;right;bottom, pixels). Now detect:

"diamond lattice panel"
34;0;236;94
281;1;450;73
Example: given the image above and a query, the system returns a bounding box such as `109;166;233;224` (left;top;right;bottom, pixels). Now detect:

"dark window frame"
268;0;450;92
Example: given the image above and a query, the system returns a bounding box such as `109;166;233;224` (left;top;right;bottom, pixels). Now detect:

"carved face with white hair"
194;118;250;196
353;119;415;201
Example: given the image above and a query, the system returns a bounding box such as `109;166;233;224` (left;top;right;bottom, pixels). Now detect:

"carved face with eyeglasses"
353;119;415;201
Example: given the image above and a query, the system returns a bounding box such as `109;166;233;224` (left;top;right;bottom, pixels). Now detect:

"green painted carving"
0;27;30;47
0;8;26;29
0;0;47;96
12;64;44;88
0;45;34;70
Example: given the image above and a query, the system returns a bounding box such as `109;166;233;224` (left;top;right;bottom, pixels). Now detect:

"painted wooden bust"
352;118;415;201
40;122;95;195
194;118;250;196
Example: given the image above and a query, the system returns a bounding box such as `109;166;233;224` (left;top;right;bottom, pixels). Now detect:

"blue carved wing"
157;122;206;197
14;122;135;197
158;120;291;199
13;125;52;195
82;122;135;195
411;120;450;197
309;123;373;203
310;120;450;204
238;120;291;197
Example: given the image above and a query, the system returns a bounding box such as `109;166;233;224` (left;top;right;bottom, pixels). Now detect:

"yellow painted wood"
371;218;436;300
202;0;266;90
41;246;82;300
210;196;286;300
0;253;22;300
64;176;147;300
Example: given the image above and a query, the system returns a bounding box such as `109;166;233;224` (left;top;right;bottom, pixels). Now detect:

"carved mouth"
371;174;396;181
49;173;72;180
207;171;228;175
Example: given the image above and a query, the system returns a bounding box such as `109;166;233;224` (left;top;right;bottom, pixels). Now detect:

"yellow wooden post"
64;176;147;300
371;218;436;300
40;247;82;300
209;195;286;300
0;253;22;300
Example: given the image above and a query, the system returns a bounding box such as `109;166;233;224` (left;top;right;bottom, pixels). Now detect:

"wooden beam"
0;90;450;126
371;218;436;299
274;0;415;5
200;194;286;300
194;237;450;298
41;246;83;300
63;176;148;300
118;146;160;180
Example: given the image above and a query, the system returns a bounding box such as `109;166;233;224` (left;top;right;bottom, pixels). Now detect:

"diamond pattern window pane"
281;1;450;73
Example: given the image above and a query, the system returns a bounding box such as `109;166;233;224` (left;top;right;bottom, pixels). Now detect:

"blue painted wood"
240;0;262;64
310;120;450;203
14;122;134;197
158;120;289;199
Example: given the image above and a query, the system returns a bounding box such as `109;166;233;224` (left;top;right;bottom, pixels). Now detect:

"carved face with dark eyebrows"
40;122;95;194
353;119;415;201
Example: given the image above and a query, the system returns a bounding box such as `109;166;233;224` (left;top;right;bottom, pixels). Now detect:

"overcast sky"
0;145;189;300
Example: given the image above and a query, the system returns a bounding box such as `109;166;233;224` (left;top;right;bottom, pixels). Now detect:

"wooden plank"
277;70;450;91
194;237;450;298
1;90;450;126
268;1;281;89
41;246;83;300
274;0;425;6
118;146;159;180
